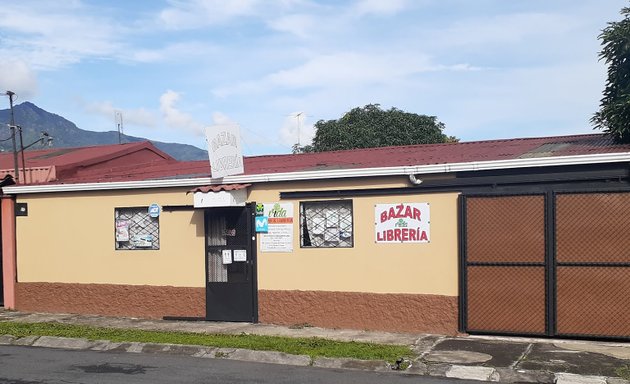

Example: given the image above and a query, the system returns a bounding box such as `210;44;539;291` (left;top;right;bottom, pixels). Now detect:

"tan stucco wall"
249;178;460;296
16;188;205;287
15;175;459;295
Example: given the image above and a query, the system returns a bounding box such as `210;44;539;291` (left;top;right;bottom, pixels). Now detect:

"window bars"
300;200;353;248
115;207;160;250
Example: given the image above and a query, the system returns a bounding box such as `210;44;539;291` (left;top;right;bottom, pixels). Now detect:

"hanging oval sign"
148;203;161;218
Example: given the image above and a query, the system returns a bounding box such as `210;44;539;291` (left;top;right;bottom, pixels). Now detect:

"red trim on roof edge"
188;183;251;193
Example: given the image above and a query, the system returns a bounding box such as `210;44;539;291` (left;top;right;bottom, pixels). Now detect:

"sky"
0;0;626;155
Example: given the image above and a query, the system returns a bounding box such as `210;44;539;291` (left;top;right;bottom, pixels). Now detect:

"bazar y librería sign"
375;203;430;243
205;123;244;178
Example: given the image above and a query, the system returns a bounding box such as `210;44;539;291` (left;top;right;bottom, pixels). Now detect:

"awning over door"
189;184;251;208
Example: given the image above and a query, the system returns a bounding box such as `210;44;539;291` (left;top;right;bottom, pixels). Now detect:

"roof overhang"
3;151;630;195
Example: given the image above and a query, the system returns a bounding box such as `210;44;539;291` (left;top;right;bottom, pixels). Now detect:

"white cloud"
214;51;479;96
267;13;317;38
353;0;409;16
158;0;260;29
85;101;157;128
434;12;581;48
210;111;237;126
130;42;219;63
279;112;315;147
159;90;205;135
0;60;38;98
0;2;125;70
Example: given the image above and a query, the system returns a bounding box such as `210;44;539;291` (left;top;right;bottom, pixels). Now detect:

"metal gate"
555;192;630;338
462;192;630;339
205;204;257;322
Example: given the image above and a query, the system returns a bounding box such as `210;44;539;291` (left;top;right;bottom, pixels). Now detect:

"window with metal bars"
300;200;353;248
114;207;160;250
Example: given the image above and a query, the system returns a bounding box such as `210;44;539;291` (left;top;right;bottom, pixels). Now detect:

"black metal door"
205;204;257;322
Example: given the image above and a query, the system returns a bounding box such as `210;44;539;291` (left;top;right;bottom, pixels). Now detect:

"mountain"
0;102;208;161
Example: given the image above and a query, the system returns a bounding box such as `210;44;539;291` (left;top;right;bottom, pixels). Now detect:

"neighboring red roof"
0;141;176;183
0;141;173;170
7;133;630;185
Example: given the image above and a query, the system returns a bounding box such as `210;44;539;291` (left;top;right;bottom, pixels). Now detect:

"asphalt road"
0;345;477;384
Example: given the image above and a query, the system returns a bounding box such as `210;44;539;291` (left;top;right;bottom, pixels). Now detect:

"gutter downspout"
408;174;423;185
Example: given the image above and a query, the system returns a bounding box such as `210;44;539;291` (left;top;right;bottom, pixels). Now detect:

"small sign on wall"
222;249;233;264
234;249;247;262
375;203;430;243
255;216;269;232
148;203;161;218
260;203;294;252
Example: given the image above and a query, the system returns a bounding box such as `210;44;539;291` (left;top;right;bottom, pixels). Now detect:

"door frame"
204;202;258;322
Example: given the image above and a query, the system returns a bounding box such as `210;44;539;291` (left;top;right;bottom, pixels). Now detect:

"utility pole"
5;91;19;183
115;111;123;144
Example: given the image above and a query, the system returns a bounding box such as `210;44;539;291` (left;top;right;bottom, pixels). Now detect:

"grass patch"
0;321;412;361
616;365;630;381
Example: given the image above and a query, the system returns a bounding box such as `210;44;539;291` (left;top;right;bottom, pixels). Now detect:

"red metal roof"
0;141;175;183
0;141;173;170
8;134;630;185
243;133;630;175
188;184;252;193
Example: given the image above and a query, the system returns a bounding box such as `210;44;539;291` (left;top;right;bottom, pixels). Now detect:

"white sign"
193;189;247;208
131;234;153;247
205;124;244;178
375;203;430;243
115;220;129;242
148;203;161;218
260;202;294;252
222;249;233;264
234;249;247;262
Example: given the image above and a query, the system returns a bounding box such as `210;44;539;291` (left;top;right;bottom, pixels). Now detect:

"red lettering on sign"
377;228;429;242
404;205;412;219
380;204;424;223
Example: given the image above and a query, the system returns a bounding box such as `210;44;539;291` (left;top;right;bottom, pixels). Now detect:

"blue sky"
0;0;625;155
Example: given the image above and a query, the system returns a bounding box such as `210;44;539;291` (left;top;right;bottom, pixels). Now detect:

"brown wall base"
15;284;458;334
15;282;205;319
258;290;459;335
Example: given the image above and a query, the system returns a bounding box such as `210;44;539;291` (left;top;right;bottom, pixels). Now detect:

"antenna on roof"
293;112;303;146
115;111;123;144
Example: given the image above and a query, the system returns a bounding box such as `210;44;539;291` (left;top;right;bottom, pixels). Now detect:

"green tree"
303;104;455;153
592;6;630;142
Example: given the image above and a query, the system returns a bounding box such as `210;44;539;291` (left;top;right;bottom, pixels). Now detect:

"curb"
1;334;629;383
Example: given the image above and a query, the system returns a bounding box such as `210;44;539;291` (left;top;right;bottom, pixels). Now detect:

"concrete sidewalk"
0;309;628;383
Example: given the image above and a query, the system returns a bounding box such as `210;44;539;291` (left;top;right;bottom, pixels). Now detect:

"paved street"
0;345;476;384
1;310;629;383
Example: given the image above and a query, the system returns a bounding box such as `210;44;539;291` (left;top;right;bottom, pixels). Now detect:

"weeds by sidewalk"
0;321;413;361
